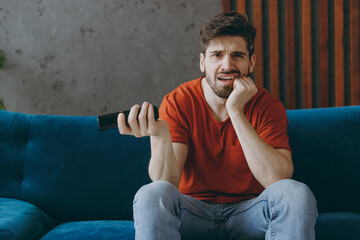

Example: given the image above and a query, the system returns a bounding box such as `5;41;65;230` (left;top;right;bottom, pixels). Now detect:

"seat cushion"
41;213;360;240
315;212;360;240
41;220;135;240
0;198;57;240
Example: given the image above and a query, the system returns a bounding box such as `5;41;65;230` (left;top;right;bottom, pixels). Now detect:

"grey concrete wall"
0;0;221;115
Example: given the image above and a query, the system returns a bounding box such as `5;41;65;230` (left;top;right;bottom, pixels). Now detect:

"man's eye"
234;54;245;58
213;53;221;57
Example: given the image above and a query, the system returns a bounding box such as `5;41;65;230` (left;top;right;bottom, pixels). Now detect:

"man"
118;11;317;240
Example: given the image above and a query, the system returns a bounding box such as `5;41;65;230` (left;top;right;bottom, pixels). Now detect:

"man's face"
200;36;256;98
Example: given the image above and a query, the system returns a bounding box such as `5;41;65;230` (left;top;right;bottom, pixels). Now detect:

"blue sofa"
0;106;359;239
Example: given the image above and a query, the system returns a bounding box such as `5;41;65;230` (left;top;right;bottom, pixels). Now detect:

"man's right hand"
117;102;168;138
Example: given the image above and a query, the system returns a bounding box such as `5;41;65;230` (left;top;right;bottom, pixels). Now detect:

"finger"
127;105;140;134
138;102;149;134
147;104;157;134
148;104;155;125
239;76;252;89
243;76;256;87
241;76;258;95
117;113;131;135
244;76;257;92
233;78;246;90
147;104;158;136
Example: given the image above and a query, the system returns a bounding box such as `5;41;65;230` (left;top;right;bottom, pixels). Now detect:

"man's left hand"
226;76;258;114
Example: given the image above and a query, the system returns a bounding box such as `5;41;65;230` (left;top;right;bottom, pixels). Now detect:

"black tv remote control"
97;106;159;131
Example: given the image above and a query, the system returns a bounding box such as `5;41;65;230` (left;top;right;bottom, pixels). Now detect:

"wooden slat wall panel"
319;0;329;107
334;0;345;106
350;0;360;105
237;0;246;13
286;0;296;109
302;0;312;108
269;0;280;99
253;0;264;88
222;0;231;12
222;0;359;109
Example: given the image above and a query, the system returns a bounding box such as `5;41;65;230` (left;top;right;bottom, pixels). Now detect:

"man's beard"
206;77;234;98
204;68;250;99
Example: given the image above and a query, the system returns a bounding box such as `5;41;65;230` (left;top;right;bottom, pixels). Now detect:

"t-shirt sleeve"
256;98;292;152
159;94;190;145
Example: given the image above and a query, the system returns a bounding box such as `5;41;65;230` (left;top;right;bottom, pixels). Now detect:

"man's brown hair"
200;11;256;58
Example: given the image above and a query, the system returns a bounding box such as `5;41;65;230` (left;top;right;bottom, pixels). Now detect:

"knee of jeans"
134;180;180;205
267;179;317;210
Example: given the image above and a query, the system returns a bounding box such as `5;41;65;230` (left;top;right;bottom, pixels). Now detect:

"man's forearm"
229;110;293;188
116;103;183;187
148;130;182;187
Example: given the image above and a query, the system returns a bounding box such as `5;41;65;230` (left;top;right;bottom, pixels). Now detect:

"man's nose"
220;55;234;72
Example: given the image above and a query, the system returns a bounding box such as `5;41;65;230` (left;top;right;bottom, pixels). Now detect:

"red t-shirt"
159;77;291;203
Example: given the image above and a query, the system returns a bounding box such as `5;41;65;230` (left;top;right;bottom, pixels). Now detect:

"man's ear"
200;53;205;73
249;54;256;74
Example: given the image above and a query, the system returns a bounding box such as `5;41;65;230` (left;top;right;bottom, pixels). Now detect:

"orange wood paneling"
350;0;360;105
222;0;231;12
319;0;329;107
253;0;264;88
225;0;358;109
237;0;246;13
302;0;312;108
269;0;280;99
286;0;296;109
334;0;345;106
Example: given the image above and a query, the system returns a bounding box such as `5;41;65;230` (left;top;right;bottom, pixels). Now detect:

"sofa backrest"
287;106;360;214
0;110;151;222
1;106;359;222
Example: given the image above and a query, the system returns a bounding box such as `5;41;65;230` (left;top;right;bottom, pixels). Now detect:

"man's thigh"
222;197;268;240
178;195;221;240
179;196;268;240
222;179;317;239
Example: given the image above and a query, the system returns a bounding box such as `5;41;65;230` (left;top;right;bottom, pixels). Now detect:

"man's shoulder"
246;85;286;116
253;85;284;105
159;77;204;129
164;77;203;101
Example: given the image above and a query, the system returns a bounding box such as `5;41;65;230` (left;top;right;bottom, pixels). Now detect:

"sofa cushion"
287;106;360;213
0;197;56;240
19;114;151;222
40;220;135;240
0;111;30;199
315;212;360;240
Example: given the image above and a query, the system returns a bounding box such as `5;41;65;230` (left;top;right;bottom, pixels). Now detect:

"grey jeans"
133;179;318;240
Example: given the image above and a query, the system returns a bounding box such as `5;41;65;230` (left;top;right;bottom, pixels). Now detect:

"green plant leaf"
0;100;6;110
0;49;7;69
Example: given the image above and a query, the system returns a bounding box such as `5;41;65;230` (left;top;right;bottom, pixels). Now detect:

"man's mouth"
217;74;238;81
215;74;238;87
217;70;240;80
218;76;236;80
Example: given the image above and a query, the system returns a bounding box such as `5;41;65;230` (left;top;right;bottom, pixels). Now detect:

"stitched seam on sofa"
19;113;32;200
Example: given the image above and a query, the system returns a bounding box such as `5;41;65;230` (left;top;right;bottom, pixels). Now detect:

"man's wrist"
151;120;171;139
227;107;246;119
